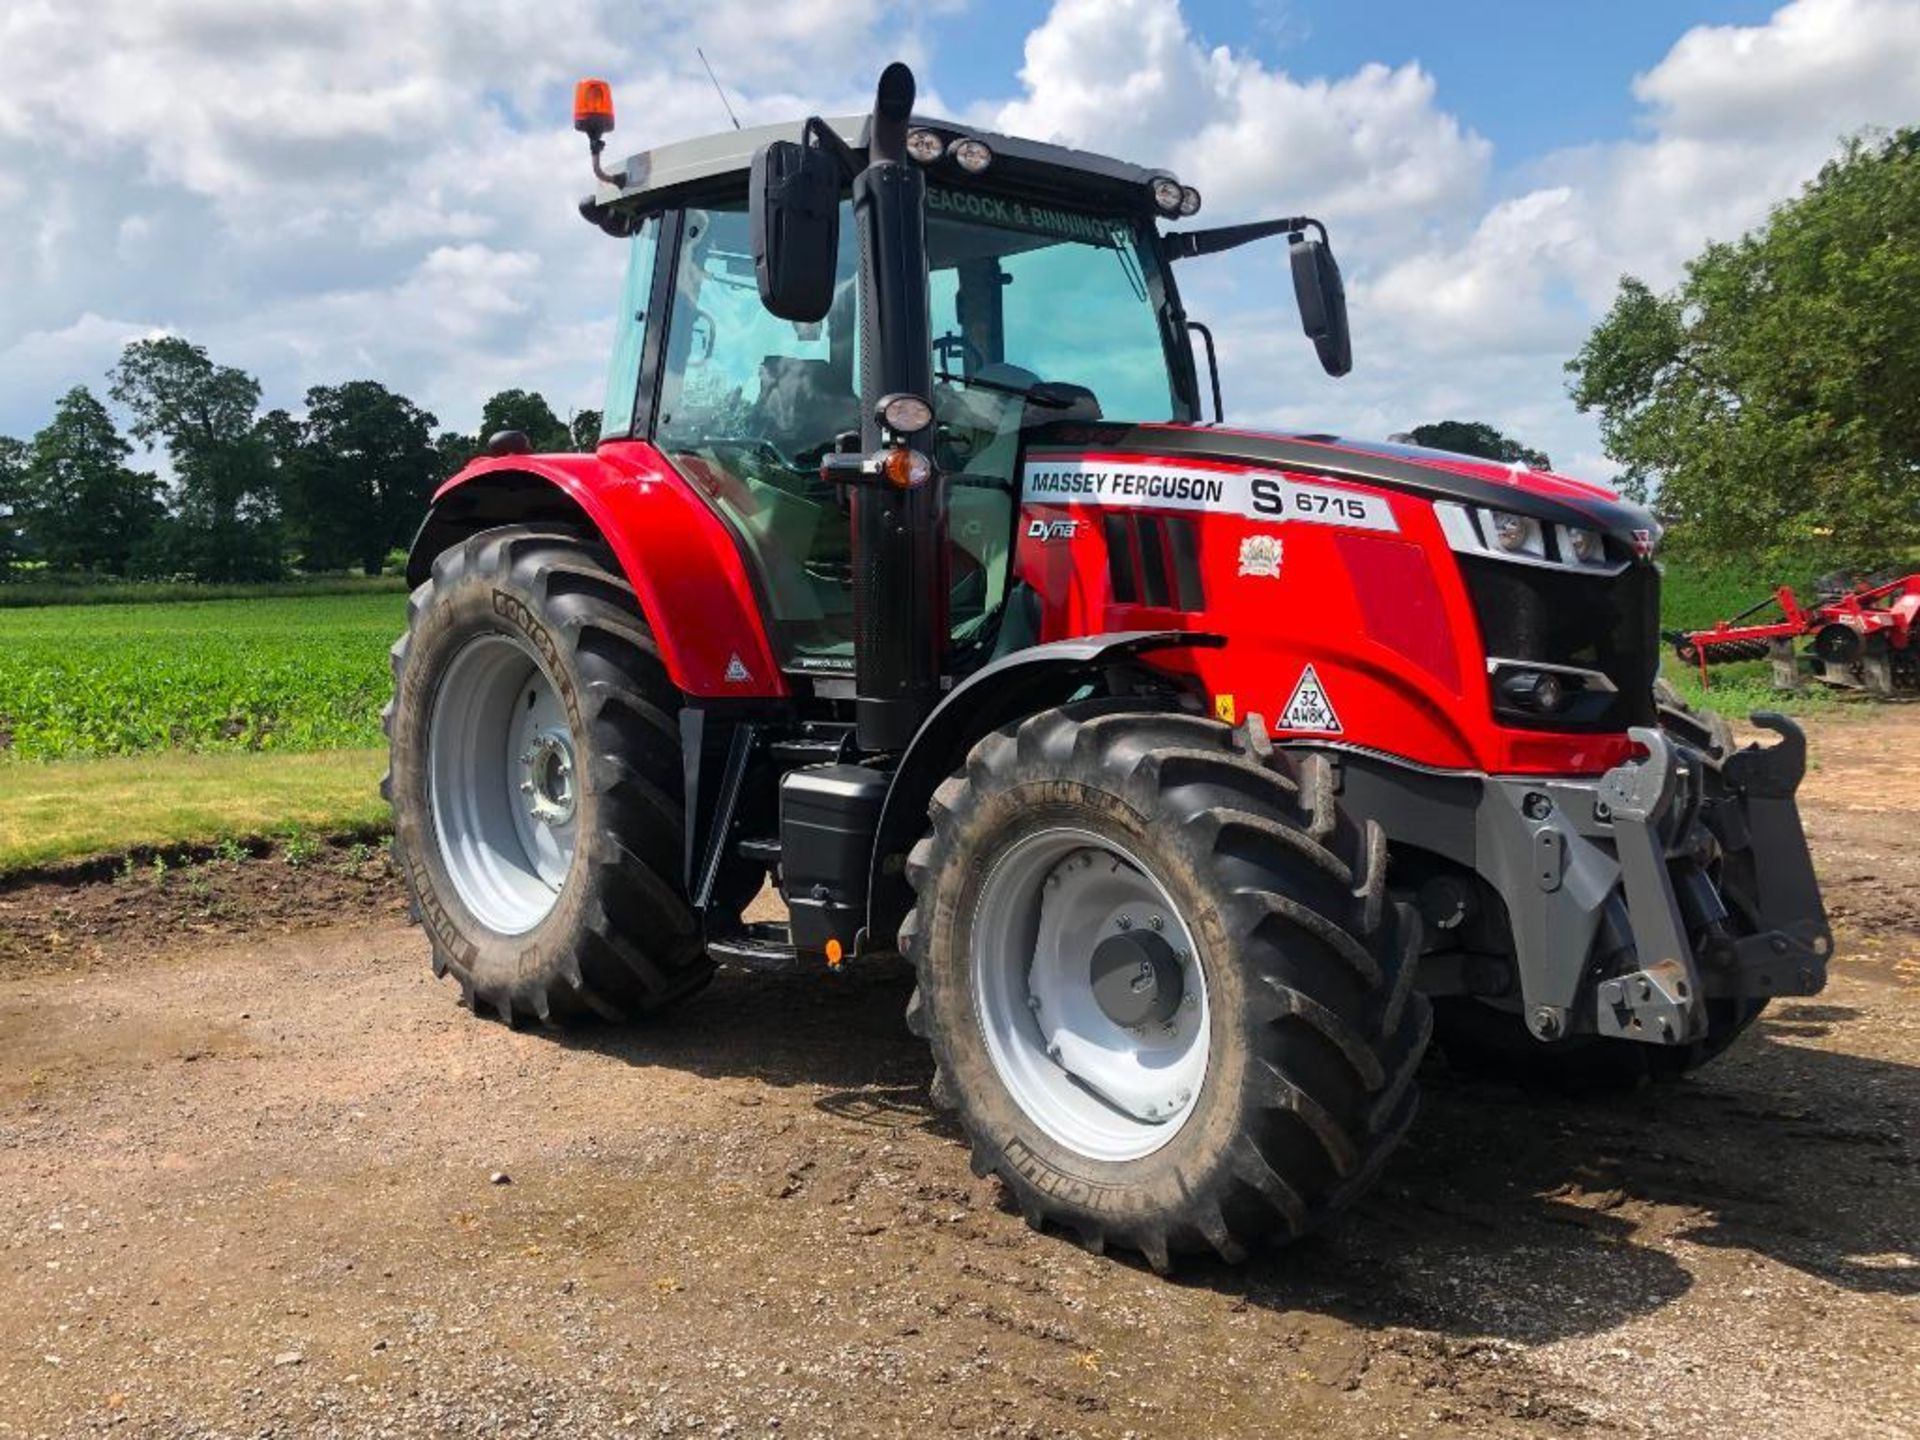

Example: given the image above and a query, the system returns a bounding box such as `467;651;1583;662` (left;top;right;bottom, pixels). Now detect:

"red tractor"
386;64;1832;1268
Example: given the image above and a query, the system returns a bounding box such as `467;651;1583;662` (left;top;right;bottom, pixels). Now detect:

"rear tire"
900;702;1430;1269
385;526;714;1024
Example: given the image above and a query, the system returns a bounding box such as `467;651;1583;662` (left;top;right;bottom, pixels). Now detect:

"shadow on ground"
554;955;1918;1345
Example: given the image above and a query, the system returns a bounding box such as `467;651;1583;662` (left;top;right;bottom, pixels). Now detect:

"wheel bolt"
1176;1089;1192;1107
519;781;535;795
1116;914;1133;930
1026;995;1042;1012
1149;915;1164;932
1181;993;1197;1011
1045;1042;1062;1061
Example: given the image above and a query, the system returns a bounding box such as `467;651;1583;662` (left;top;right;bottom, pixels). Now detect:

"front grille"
1460;558;1660;730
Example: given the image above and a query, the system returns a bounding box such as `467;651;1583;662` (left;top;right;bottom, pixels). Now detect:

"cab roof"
580;114;1182;232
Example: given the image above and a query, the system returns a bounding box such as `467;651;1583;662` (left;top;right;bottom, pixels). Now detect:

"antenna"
696;47;742;131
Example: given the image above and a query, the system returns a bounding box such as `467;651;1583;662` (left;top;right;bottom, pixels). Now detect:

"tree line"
0;337;600;582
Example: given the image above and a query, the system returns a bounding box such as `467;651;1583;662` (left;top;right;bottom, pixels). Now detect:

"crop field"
0;592;404;761
0;562;1837;766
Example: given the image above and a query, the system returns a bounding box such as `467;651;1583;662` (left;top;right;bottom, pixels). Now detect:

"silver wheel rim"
970;826;1210;1162
427;634;579;935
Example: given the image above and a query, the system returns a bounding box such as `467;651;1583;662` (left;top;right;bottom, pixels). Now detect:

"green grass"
0;553;1856;870
0;573;407;609
0;592;404;760
0;749;387;873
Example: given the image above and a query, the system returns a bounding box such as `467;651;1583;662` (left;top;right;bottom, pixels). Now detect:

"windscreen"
926;188;1178;425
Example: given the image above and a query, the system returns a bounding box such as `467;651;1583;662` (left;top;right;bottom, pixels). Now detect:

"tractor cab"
579;82;1345;730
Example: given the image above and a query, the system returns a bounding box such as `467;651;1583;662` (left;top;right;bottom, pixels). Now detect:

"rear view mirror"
1290;234;1352;377
751;139;840;323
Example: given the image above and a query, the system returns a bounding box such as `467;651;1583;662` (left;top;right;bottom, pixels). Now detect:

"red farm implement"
1668;572;1920;696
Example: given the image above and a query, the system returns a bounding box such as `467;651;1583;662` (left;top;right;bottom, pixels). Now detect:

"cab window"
926;190;1177;650
655;200;862;667
601;215;661;440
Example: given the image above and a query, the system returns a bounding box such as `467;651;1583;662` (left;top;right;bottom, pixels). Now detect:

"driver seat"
750;356;859;457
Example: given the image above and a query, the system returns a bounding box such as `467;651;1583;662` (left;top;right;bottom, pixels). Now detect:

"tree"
478;389;571;452
0;436;26;576
570;409;603;451
19;388;164;575
432;429;478;485
277;382;440;573
109;337;281;581
1405;420;1550;470
1568;129;1920;559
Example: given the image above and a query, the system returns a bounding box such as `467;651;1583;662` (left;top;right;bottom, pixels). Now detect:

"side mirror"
751;139;840;323
1290;234;1352;377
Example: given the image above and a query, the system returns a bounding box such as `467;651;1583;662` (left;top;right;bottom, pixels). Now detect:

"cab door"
646;196;865;675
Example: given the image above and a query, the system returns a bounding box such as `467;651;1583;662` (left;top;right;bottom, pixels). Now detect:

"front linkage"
1483;713;1830;1047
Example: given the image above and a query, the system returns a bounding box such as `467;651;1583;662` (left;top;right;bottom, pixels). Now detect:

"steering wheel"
701;436;802;474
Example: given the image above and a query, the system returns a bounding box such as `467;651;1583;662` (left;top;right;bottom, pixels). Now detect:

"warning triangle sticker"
724;654;752;684
1279;664;1341;733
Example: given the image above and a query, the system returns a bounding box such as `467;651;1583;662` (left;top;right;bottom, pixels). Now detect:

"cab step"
736;835;783;866
707;921;799;970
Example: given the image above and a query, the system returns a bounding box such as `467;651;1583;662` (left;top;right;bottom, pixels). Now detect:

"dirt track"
2;713;1916;1438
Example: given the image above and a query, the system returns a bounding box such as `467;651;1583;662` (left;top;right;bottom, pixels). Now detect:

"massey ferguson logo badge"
1026;518;1081;543
1632;529;1657;559
1237;534;1283;579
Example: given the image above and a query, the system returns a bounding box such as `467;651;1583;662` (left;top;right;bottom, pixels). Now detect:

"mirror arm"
1164;215;1325;261
1186;321;1224;424
802;117;863;183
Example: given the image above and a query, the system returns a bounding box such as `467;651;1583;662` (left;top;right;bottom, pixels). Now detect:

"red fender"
429;441;787;699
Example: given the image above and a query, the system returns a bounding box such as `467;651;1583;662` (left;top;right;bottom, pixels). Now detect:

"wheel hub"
1088;929;1184;1028
971;832;1210;1161
519;730;576;827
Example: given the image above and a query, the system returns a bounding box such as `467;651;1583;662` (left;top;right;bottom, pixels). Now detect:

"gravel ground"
1;712;1915;1439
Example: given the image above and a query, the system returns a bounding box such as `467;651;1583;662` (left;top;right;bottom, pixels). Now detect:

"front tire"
901;703;1430;1269
385;526;713;1024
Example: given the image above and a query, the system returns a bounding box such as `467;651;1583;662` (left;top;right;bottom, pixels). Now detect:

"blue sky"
1;0;1917;478
930;0;1783;161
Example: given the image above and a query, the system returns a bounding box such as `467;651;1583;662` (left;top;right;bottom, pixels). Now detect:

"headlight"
1562;525;1604;564
1150;177;1185;214
1488;510;1539;555
1433;501;1627;573
877;393;934;434
950;138;993;173
1178;185;1203;217
905;128;947;164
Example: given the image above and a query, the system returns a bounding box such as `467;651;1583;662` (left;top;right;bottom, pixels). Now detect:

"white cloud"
2;0;1918;486
0;0;937;441
1353;0;1920;465
989;0;1489;229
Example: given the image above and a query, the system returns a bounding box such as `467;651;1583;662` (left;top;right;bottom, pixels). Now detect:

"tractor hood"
1025;421;1659;555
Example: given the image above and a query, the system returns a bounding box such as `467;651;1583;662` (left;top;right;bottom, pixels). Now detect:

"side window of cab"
653;199;863;668
601;215;662;439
